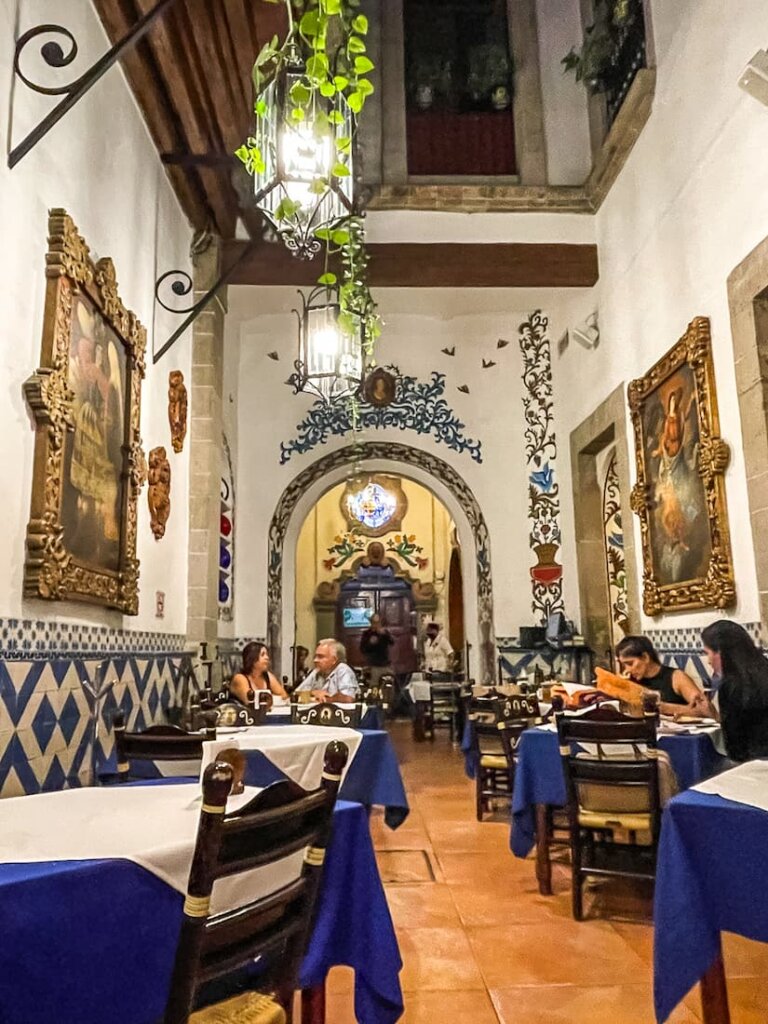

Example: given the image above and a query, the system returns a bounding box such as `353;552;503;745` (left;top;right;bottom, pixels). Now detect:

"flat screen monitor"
343;606;373;629
546;611;567;645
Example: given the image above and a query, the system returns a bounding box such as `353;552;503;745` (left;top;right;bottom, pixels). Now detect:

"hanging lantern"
291;286;364;402
252;48;355;259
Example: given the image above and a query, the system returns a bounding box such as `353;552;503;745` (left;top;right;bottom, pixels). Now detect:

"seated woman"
702;620;768;762
229;642;288;705
615;635;708;718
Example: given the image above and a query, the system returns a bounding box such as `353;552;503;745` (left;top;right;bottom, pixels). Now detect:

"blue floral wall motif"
518;310;565;624
280;371;483;465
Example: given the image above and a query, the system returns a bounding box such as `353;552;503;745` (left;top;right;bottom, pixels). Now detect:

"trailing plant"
561;0;637;94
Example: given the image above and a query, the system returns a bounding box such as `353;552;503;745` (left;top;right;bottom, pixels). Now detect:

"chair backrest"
290;702;362;728
113;711;217;782
362;673;395;709
498;694;540;721
555;704;661;831
473;699;533;759
162;741;349;1024
429;682;460;712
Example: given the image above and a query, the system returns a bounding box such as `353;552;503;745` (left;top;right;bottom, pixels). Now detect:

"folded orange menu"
593;667;647;707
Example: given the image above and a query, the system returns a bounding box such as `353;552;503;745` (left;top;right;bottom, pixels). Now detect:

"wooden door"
379;590;417;674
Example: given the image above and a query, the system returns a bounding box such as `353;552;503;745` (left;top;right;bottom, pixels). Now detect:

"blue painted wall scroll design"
603;451;629;647
280;370;483;465
268;442;496;682
518;310;565;623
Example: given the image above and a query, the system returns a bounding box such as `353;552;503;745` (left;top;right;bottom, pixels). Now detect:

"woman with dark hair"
616;635;707;718
701;620;768;762
230;642;288;705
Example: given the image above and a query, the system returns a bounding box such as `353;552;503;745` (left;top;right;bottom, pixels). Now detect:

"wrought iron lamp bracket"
153;239;259;364
9;0;180;168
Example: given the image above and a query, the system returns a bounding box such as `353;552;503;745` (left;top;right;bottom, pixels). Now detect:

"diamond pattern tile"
31;694;57;754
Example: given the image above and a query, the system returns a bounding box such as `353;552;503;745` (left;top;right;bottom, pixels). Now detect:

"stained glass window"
346;482;398;531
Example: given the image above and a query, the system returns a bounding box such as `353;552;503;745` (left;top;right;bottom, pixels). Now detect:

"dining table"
654;760;768;1024
0;783;404;1024
507;721;730;894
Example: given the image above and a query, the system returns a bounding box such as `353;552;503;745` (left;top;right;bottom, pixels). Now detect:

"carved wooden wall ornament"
628;317;735;615
147;446;171;540
23;209;146;614
168;369;187;453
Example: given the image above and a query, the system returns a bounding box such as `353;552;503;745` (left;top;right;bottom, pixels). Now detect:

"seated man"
294;639;360;704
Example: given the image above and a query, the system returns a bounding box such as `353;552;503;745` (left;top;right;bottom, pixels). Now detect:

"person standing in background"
423;622;454;679
360;613;395;686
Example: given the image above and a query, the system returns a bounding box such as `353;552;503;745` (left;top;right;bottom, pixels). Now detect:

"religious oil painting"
23;209;146;614
628;317;735;615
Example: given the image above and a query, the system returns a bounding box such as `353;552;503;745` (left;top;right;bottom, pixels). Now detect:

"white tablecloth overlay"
0;783;303;915
406;680;431;702
694;760;768;813
201;724;362;791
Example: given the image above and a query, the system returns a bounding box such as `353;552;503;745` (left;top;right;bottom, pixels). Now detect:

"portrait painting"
23;209;146;614
628;317;735;615
363;367;396;408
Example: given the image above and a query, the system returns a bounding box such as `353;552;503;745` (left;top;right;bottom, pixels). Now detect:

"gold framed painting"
628;316;735;615
23;209;146;614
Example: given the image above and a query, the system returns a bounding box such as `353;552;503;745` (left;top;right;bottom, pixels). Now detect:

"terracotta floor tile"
435;850;532;890
326;965;356;994
426;818;511;853
466;921;648;988
322;989;358;1024
385;883;462;929
490;984;701;1024
376;848;439;884
400;989;500;1023
451;884;573;927
724;977;767;1024
721;932;768;977
397;927;486;992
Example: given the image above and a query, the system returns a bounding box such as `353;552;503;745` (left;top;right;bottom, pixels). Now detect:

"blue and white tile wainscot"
0;633;190;798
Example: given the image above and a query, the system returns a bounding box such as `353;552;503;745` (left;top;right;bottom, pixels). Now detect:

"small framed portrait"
23;210;146;614
363;367;396;408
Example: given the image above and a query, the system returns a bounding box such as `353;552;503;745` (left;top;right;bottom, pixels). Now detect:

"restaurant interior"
1;0;768;1022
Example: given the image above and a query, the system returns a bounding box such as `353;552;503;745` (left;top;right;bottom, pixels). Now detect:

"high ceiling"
93;0;287;238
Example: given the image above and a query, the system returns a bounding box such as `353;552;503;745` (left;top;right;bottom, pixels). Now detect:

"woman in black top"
701;620;768;762
230;642;288;704
615;635;707;718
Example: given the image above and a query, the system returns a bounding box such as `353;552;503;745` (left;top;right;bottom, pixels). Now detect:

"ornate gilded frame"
628;316;735;615
339;474;408;538
23;209;146;613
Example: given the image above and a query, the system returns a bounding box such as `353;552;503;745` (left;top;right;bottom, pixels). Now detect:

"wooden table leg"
301;982;326;1024
700;947;731;1024
535;803;552;896
413;701;427;742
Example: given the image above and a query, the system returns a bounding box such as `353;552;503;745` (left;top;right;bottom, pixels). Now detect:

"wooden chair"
361;673;395;713
163;741;349;1024
113;711;217;782
472;697;537;820
425;680;461;742
555;702;661;920
290;702;362;728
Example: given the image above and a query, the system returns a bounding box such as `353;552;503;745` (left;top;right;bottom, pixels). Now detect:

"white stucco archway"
267;443;496;682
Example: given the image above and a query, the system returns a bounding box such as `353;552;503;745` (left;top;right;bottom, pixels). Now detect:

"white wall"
535;0;593;185
0;0;192;634
227;284;590;662
554;0;768;633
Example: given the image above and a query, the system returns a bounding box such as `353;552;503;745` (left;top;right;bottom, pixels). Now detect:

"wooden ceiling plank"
221;240;600;289
219;0;254;122
91;0;210;229
131;0;237;235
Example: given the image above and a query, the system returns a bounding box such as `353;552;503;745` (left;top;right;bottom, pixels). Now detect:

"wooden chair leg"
301;982;326;1024
700;947;731;1024
571;829;584;921
535;803;553;895
475;773;484;821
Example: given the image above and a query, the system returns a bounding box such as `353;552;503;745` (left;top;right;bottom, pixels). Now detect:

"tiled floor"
326;722;766;1023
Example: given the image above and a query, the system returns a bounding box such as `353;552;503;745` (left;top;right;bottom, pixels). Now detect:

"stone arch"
268;442;496;682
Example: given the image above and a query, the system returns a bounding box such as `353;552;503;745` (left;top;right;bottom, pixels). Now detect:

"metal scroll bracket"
153;239;258;364
9;0;180;169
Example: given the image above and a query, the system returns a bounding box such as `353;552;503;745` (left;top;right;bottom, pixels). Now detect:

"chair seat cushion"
480;754;508;770
577;808;652;832
190;992;286;1024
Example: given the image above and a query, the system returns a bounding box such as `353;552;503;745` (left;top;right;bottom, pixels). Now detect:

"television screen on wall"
343;607;373;628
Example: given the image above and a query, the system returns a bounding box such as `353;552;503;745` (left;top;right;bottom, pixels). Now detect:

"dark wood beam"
221;240;600;288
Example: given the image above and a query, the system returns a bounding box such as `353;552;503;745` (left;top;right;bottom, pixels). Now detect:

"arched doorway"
267;442;495;682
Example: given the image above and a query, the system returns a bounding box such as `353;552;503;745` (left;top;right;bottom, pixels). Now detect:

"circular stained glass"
346;483;397;531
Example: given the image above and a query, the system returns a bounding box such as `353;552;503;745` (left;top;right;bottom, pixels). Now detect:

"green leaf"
323;0;342;12
354;55;374;75
234;145;249;164
331;228;350;245
306;53;329;83
309;177;328;195
336;135;352;153
290;106;305;121
356;77;374;97
290;81;311;105
254;98;267;117
332;161;350;177
346;91;363;113
314;227;334;241
328;110;344;124
347;35;366;54
300;9;320;36
352;14;369;34
319;80;336;97
333;74;349;90
275;197;302;221
318;272;337;286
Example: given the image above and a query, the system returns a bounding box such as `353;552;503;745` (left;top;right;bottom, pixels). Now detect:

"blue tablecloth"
102;728;409;830
654;789;768;1022
509;726;728;858
0;799;403;1024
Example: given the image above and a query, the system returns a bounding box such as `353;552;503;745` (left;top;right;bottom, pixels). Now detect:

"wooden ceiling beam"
220;0;254;119
221;240;600;288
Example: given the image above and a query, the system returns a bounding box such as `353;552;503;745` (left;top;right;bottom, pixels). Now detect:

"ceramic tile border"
0;618;187;659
